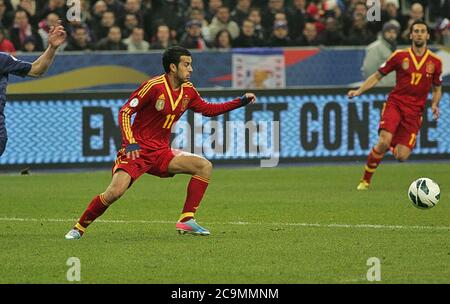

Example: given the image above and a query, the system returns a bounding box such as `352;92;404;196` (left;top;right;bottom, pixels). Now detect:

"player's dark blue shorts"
0;136;7;156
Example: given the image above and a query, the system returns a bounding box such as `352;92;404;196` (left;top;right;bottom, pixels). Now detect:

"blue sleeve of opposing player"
0;52;32;77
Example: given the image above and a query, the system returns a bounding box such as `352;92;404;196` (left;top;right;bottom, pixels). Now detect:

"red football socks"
74;194;110;234
179;175;209;222
362;147;385;183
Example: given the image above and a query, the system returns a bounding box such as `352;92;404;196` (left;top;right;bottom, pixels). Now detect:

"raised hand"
48;21;67;49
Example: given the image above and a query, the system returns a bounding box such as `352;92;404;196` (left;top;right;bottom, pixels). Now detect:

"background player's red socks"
363;147;385;183
75;194;110;234
179;175;209;222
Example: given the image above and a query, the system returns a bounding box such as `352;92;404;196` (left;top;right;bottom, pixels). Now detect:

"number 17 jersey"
378;48;442;114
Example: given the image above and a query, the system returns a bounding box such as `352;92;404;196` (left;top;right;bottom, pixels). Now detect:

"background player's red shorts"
378;101;423;150
112;147;180;182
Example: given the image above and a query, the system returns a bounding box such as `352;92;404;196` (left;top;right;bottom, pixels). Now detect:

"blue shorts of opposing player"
0;136;7;156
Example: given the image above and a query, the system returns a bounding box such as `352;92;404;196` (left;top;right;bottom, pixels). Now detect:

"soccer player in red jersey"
65;46;256;239
348;20;443;190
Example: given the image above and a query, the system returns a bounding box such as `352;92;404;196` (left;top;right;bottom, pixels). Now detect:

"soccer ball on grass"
408;177;440;209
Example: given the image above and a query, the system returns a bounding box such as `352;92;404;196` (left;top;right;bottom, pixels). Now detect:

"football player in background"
348;20;443;190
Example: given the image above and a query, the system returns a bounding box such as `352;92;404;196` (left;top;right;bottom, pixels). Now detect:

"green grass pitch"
0;162;449;283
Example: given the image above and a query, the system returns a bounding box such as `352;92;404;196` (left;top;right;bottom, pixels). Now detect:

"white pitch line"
0;217;449;231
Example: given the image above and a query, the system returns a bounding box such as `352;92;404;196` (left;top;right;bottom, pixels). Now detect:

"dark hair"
214;29;232;48
217;5;229;12
72;25;87;33
162;46;191;73
410;20;429;33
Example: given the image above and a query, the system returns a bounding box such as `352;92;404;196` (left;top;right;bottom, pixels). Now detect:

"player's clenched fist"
241;93;257;105
347;89;361;99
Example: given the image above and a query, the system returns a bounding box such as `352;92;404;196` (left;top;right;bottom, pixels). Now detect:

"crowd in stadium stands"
0;0;448;54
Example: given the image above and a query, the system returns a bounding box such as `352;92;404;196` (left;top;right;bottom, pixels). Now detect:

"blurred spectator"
381;0;404;31
248;7;265;41
18;0;39;26
322;0;344;17
94;10;115;41
213;28;232;49
268;20;292;46
190;8;211;42
274;12;288;23
0;0;13;29
122;0;143;27
103;0;124;20
10;9;43;51
318;16;343;46
151;0;187;42
304;2;325;34
344;13;376;45
179;19;209;50
435;18;450;47
362;20;400;87
262;0;287;31
65;25;95;51
233;18;263;47
295;21;322;46
22;34;36;51
208;6;240;43
91;0;108;30
0;0;443;52
96;25;127;50
184;0;205;21
76;0;92;26
121;13;139;38
38;12;60;49
40;0;66;20
0;25;15;54
150;23;176;49
190;0;205;11
400;2;424;44
231;0;252;26
66;17;95;44
287;0;306;40
123;26;149;51
343;1;376;36
205;0;223;23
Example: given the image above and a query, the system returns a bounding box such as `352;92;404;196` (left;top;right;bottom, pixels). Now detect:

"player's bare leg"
392;144;412;162
168;151;212;235
357;130;393;190
65;170;131;240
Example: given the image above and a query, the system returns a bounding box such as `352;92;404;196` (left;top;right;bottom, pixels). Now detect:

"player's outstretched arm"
27;22;66;77
431;85;442;120
190;92;257;117
347;72;383;99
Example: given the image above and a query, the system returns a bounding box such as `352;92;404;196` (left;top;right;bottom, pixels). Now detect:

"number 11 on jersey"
163;114;176;129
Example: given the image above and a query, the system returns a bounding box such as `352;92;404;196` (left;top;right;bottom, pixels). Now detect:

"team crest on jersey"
181;95;190;111
129;98;139;107
426;61;435;74
402;58;409;70
155;94;165;111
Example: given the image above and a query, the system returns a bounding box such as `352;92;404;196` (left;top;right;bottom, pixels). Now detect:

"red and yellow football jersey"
378;47;442;114
118;74;243;150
